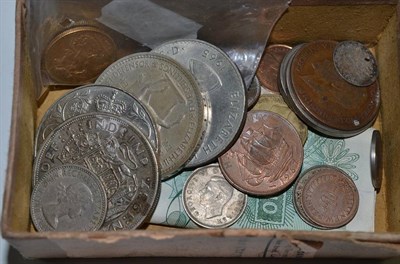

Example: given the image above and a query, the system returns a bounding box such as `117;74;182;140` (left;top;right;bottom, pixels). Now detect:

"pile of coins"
278;40;380;137
31;35;380;231
293;166;359;229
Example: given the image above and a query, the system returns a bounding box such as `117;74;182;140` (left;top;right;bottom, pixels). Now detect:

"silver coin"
247;76;261;109
31;165;107;232
371;130;383;190
96;52;207;178
333;41;378;87
278;44;304;111
33;113;160;230
183;164;247;228
34;84;159;156
153;39;247;168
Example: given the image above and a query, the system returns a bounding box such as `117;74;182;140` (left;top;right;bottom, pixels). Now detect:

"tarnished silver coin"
96;52;207;178
183;164;247;228
153;39;246;168
34;113;160;230
371;130;383;190
333;41;378;87
31;165;107;232
247;76;261;109
34;84;159;156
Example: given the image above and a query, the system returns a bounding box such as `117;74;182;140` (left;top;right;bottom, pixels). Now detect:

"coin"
182;164;247;228
247;76;261;109
301;166;359;229
33;113;160;230
293;168;329;229
278;44;304;112
333;40;378;87
253;94;308;144
152;39;246;168
257;44;292;93
290;40;380;137
34;85;159;156
96;52;207;178
43;26;117;84
219;110;303;196
31;165;107;232
371;130;383;190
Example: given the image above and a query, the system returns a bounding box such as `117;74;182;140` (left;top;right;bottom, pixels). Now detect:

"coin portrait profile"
199;176;234;219
42;181;94;231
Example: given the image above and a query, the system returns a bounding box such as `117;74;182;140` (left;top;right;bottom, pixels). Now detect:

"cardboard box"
2;0;400;258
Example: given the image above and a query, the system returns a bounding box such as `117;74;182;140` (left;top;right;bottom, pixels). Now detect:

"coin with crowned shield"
34;113;160;230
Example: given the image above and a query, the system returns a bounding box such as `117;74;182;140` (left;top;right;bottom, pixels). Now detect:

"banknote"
151;128;376;231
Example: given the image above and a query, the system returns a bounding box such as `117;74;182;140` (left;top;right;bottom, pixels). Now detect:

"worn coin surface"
301;166;359;229
333;41;378;87
247;76;261;109
257;44;292;93
219;111;303;196
290;40;380;137
182;164;247;228
34;113;160;230
253;94;308;144
35;85;159;156
31;165;107;232
43;26;117;84
153;39;246;168
293;168;329;229
96;52;207;178
371;130;383;190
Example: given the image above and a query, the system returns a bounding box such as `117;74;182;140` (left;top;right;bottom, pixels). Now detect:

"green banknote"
151;129;376;231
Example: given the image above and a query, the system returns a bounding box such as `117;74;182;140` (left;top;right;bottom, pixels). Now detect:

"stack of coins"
278;40;380;137
32;37;379;231
32;100;161;231
293;166;359;229
32;39;249;231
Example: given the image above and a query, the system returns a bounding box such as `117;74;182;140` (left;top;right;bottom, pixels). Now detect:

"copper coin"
219;110;303;196
257;44;292;93
253;94;308;145
301;166;359;229
43;26;117;84
293;168;329;229
290;40;380;137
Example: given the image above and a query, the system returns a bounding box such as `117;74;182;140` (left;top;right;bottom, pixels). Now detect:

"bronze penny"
301;166;359;229
43;26;117;84
219;110;303;196
290;40;380;137
257;44;292;93
293;168;329;229
253;94;308;144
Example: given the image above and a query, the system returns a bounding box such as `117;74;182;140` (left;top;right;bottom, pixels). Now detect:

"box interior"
3;2;400;242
